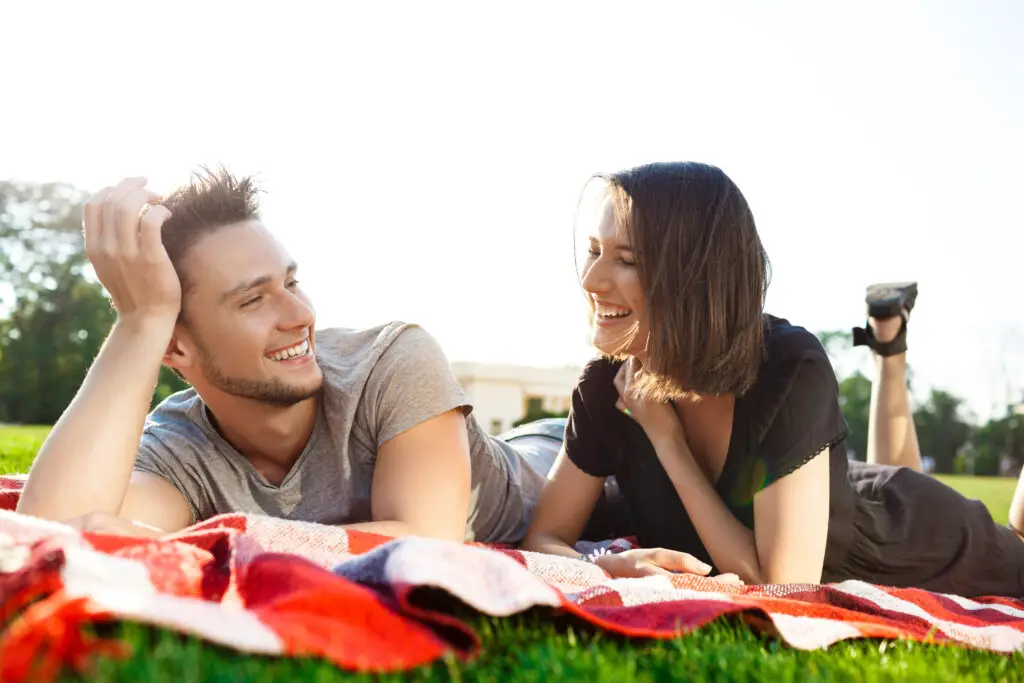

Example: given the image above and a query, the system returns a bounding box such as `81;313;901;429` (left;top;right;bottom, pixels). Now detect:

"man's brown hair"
158;167;261;382
160;166;262;297
592;161;770;401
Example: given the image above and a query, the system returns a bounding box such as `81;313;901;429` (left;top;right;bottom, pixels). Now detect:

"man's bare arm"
16;177;190;529
348;409;472;542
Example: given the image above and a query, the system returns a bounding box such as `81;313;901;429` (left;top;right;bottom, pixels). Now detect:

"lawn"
2;426;1022;682
936;474;1016;526
0;424;49;475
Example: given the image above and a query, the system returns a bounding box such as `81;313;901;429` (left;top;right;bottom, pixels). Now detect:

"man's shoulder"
143;388;214;448
315;321;444;374
314;321;408;347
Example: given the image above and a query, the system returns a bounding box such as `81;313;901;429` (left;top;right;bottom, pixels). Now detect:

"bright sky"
3;1;1022;422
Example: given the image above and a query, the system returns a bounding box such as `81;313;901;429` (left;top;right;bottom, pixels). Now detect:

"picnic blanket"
2;475;1023;682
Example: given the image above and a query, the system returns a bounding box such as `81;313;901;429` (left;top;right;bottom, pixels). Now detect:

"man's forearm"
17;316;174;521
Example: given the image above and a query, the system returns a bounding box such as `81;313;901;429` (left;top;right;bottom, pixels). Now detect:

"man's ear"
163;329;192;372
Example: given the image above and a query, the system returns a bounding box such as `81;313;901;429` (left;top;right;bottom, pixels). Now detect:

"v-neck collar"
198;402;324;490
622;391;744;494
713;393;747;497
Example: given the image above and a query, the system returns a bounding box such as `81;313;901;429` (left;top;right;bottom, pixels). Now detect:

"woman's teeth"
597;305;632;319
268;340;310;361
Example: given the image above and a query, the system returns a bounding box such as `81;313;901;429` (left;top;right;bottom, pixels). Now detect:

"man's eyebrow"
219;262;298;303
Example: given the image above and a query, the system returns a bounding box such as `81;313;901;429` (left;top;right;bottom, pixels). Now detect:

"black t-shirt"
564;315;853;570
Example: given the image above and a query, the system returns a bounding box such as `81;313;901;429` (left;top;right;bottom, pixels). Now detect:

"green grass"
935;474;1016;526
0;424;49;474
2;425;1022;682
60;614;1024;683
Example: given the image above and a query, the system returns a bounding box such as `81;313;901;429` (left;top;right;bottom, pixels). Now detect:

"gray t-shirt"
134;322;546;543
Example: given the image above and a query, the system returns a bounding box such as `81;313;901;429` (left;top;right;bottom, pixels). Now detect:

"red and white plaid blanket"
1;475;1022;682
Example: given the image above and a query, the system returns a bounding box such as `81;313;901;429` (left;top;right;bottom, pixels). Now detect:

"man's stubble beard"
196;339;323;407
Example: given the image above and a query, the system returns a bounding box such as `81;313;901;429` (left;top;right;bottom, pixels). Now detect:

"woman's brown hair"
590;161;770;401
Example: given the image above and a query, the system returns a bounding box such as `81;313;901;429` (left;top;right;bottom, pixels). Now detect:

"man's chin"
256;388;321;408
278;375;324;406
210;374;324;407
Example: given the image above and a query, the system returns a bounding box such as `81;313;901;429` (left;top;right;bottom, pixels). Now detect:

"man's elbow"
402;520;466;543
435;526;467;544
383;507;467;543
15;486;78;521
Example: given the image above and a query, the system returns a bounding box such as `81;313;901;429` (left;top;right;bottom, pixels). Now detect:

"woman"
520;161;1024;598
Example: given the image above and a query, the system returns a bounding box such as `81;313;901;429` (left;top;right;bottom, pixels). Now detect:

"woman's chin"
591;334;629;358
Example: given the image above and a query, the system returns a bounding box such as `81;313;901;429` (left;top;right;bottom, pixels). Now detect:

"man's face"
172;221;323;406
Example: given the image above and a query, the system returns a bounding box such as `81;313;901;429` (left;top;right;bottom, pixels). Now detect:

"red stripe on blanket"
241;552;459;668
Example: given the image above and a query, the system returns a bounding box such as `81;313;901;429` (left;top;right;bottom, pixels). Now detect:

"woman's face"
579;195;648;356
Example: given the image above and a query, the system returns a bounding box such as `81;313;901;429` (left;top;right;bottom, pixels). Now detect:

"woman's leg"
1010;464;1024;539
854;283;924;471
865;315;924;471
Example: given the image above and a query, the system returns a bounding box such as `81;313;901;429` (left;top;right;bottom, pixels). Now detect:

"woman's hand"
614;357;683;442
594;548;743;585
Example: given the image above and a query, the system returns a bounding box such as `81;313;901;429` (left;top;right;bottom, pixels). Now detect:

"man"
16;169;546;543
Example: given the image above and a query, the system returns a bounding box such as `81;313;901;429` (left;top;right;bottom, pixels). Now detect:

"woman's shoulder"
761;314;832;369
737;315;849;494
570;356;623;415
576;354;622;389
747;314;842;422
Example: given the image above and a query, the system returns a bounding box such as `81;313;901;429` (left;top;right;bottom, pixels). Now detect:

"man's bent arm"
19;177;191;531
362;408;473;542
17;317;185;525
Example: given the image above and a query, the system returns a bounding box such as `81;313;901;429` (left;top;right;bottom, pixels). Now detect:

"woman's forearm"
520;531;585;558
650;429;766;583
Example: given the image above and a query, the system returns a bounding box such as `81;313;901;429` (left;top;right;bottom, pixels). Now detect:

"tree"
913;389;972;474
964;409;1023;476
0;181;187;424
837;371;871;461
817;329;870;460
0;266;115;423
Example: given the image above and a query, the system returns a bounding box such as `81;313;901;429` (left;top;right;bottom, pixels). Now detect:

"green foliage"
0;181;187;424
966;414;1024;477
837;371;871;461
154;366;190;405
914;389;972;474
817;329;997;475
816;329;850;365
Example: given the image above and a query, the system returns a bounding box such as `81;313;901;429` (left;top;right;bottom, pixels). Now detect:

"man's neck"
203;393;320;475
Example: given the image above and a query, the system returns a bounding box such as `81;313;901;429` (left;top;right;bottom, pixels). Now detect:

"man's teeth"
597;306;632;318
268;340;310;361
